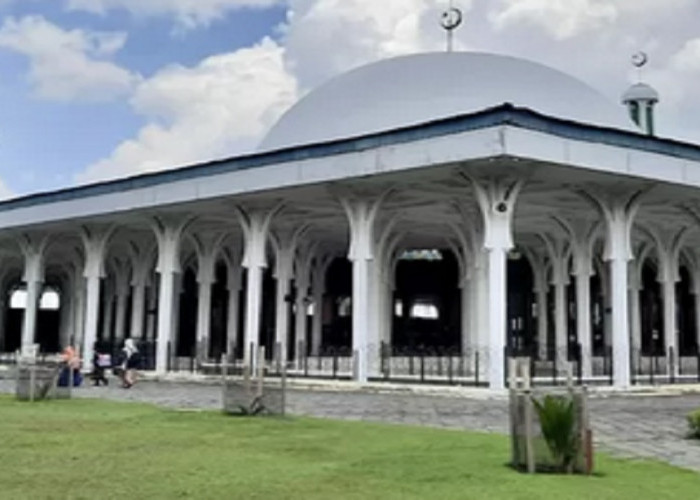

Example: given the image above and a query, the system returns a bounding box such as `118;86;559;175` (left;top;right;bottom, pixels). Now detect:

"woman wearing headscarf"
120;338;139;389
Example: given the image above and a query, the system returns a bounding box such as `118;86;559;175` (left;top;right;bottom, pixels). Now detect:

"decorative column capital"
235;204;283;269
152;215;194;275
459;173;524;251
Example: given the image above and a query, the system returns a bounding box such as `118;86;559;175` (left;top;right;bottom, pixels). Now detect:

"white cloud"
489;0;617;40
672;38;700;73
66;0;283;30
77;37;297;183
0;16;137;101
284;0;463;88
77;0;700;183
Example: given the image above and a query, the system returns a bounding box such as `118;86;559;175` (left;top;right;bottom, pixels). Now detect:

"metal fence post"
166;341;172;372
332;349;338;379
448;353;454;385
669;346;676;384
420;350;425;383
475;350;480;387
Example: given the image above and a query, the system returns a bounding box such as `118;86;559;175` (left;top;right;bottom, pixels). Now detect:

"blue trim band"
1;104;699;213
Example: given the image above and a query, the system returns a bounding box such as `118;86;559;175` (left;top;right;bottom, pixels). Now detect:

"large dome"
259;52;635;152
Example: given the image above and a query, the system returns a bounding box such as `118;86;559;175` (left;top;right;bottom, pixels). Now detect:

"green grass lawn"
1;396;698;500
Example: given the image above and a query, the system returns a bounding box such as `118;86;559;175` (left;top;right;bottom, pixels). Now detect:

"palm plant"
532;395;580;473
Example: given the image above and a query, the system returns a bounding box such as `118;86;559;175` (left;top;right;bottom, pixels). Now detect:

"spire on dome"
440;0;463;53
622;52;659;136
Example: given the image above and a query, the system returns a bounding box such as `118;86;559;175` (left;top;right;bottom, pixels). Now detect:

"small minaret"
622;52;659;136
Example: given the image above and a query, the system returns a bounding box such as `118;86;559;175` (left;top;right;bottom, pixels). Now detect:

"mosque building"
0;16;698;390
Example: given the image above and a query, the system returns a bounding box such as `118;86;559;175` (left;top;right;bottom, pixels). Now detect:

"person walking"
119;338;140;389
91;346;110;386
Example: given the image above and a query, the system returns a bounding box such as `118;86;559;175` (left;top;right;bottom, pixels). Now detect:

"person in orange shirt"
59;346;83;387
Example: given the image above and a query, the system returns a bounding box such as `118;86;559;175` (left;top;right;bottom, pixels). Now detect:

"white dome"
259;52;635;152
622;82;659;103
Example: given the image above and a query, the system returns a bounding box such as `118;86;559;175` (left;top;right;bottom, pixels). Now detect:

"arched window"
409;301;439;320
40;289;60;310
8;287;61;310
9;288;27;309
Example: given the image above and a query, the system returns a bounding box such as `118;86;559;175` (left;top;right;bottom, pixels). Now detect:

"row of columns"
14;179;691;390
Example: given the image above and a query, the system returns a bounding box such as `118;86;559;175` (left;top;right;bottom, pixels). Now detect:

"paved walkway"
3;378;700;471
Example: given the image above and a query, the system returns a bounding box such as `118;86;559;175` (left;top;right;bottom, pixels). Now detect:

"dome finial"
622;52;659;136
631;51;648;82
441;0;463;53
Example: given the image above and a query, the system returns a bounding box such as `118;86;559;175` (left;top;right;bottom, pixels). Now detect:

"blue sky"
0;0;699;198
0;1;287;195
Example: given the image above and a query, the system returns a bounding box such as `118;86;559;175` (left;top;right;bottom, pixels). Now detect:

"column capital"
340;189;394;262
236;204;283;269
460;173;524;251
272;226;308;280
81;224;115;279
538;233;570;286
651;226;688;284
152;215;194;275
18;233;48;283
577;188;650;262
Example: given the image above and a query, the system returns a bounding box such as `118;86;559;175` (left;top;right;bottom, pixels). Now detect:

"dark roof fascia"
1;104;699;214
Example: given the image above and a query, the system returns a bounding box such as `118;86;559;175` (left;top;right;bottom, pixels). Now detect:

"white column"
541;235;569;366
475;252;489;358
73;270;85;348
101;289;114;341
130;280;147;339
553;277;568;362
590;193;642;388
20;240;44;352
114;287;129;343
156;269;178;372
460;279;471;355
146;283;157;341
244;266;263;366
609;257;631;386
629;262;643;361
196;277;214;358
59;287;72;349
311;261;327;356
656;229;687;378
487;246;508;388
294;274;310;364
535;284;548;359
661;277;678;374
659;264;680;377
22;280;41;350
575;271;593;377
695;290;700;353
352;255;371;381
342;195;389;383
383;283;394;345
153;217;189;373
0;295;7;352
274;248;294;359
82;274;101;366
80;227;112;367
467;175;524;390
237;206;280;369
226;265;242;356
